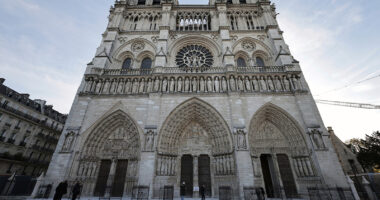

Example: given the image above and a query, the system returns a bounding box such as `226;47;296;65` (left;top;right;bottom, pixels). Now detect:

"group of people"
180;182;206;200
53;181;81;200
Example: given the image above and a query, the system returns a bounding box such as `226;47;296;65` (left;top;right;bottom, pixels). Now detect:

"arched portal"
249;104;314;198
155;98;236;198
75;110;141;197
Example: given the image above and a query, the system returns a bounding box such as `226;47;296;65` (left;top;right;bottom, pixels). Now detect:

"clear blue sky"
0;0;379;141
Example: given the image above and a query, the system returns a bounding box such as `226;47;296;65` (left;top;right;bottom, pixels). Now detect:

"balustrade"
82;66;306;96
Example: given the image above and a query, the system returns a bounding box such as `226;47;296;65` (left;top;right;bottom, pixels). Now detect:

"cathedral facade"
41;0;355;199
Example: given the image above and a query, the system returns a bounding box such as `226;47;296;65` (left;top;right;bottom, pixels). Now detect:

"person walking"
53;180;68;200
71;181;81;200
200;184;206;200
180;181;186;200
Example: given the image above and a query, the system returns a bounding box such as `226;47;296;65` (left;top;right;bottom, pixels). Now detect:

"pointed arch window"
122;58;132;69
141;57;152;69
256;57;265;67
152;0;160;5
237;57;247;67
239;0;247;4
137;0;145;5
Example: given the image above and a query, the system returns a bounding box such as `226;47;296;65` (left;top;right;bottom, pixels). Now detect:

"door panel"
94;160;112;197
111;159;128;197
198;155;211;196
180;155;193;197
277;154;297;198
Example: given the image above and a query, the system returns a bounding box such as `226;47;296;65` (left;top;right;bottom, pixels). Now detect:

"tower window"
137;0;146;5
122;58;132;69
153;0;160;5
141;58;152;69
237;57;247;67
227;0;233;4
256;57;265;67
239;0;246;4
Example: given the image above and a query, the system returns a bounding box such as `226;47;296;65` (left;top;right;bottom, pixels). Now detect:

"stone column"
105;158;117;197
193;155;199;198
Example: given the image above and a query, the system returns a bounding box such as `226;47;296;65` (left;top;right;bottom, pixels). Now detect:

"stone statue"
221;77;227;92
125;79;132;94
292;75;299;90
199;77;205;92
244;77;251;91
237;77;244;91
275;76;282;91
268;77;274;91
259;77;267;91
177;77;183;92
252;77;259;91
162;78;168;92
85;79;93;93
139;78;145;93
229;76;236;91
132;78;139;93
102;79;110;94
192;77;198;92
95;80;102;93
169;77;175;92
147;78;153;93
283;76;290;91
62;133;74;152
154;77;160;92
110;79;117;94
117;79;124;94
184;77;190;92
214;77;220;92
207;77;213;92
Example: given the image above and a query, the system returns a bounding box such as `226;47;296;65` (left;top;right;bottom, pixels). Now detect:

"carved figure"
214;77;220;92
221;77;227;92
139;78;145;93
229;76;236;91
199;77;205;92
237;77;244;91
252;77;259;91
125;79;132;93
192;77;198;92
117;79;124;94
207;77;213;92
102;79;110;94
275;76;282;91
132;78;139;93
162;78;168;92
154;77;160;92
244;77;251;91
259;77;267;91
177;77;183;92
184;77;190;92
283;76;290;91
268;77;274;91
62;133;74;152
147;78;153;93
169;77;175;92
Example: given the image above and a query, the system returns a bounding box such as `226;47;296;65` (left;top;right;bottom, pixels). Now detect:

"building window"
256;57;265;67
137;0;145;5
237;57;247;67
152;0;160;5
141;57;152;69
227;0;232;4
122;58;132;69
239;0;246;4
175;45;213;68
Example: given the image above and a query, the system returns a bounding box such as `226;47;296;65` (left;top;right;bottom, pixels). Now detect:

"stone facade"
40;0;355;199
0;78;66;177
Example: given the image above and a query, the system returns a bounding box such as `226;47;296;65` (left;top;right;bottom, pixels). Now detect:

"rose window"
175;45;213;69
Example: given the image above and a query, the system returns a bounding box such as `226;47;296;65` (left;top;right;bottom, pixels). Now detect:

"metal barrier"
159;185;173;200
0;175;36;196
132;186;149;200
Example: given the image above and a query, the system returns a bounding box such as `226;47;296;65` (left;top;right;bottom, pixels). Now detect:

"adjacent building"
0;78;66;177
40;0;358;199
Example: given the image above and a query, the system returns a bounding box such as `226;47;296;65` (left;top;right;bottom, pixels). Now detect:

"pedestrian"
71;181;81;200
200;184;206;200
53;180;68;200
180;181;186;200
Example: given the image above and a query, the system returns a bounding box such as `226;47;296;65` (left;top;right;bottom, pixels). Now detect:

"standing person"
180;181;186;200
71;181;81;200
53;180;68;200
200;185;206;200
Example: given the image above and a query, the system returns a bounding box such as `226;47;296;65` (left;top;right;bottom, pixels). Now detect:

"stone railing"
81;66;306;96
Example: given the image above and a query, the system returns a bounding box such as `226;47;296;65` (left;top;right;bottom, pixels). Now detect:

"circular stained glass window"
175;45;213;69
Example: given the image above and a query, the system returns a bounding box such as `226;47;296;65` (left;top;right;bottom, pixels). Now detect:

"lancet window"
256;57;265;67
176;11;211;31
122;58;132;69
237;57;247;67
227;10;261;30
141;57;152;69
124;11;162;31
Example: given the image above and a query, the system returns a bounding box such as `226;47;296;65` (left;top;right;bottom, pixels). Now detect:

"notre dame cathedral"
39;0;356;199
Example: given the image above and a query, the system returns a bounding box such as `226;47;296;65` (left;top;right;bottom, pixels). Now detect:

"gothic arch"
232;37;274;57
80;109;142;160
112;38;157;62
158;98;233;155
248;103;308;156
